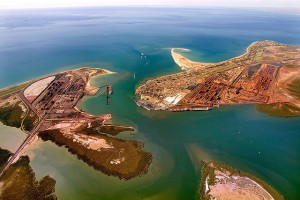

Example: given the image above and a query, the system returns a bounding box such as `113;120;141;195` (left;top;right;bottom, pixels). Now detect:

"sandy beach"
86;68;115;88
171;48;214;70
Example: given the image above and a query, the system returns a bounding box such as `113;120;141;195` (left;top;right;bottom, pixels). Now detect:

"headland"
136;41;300;117
200;161;284;200
0;67;152;180
171;48;213;70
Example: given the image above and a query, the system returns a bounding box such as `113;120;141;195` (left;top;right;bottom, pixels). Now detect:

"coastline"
0;67;152;180
86;68;116;88
199;161;284;200
170;40;272;71
171;48;214;70
0;67;114;97
136;40;300;116
76;68;115;112
38;125;152;180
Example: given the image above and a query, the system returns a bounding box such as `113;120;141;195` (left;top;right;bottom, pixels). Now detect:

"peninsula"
0;148;57;199
171;48;213;70
200;161;284;200
0;67;152;180
136;41;300;117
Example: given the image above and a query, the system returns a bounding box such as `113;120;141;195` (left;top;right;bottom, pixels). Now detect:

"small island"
136;41;300;117
200;161;284;200
0;67;152;180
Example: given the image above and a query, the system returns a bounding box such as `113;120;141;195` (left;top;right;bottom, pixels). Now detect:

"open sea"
0;7;300;199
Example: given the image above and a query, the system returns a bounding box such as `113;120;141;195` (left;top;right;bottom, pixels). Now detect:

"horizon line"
1;5;300;10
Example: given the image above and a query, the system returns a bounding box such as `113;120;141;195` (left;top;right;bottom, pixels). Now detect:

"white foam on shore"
172;48;191;52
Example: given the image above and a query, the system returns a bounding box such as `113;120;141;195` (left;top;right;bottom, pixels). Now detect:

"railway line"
0;70;112;178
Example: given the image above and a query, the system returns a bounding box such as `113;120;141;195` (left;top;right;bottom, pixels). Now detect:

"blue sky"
0;0;299;9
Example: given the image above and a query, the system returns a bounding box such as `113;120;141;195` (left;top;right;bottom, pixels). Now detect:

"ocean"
0;7;299;199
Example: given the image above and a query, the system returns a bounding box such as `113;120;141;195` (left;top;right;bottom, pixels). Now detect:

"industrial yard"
0;67;152;180
136;41;300;116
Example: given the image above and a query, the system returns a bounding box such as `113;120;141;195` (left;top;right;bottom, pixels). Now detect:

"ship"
108;85;113;95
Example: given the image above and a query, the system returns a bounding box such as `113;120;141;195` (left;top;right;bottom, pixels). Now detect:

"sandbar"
171;48;213;70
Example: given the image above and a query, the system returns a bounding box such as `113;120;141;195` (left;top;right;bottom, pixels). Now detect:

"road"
0;88;46;178
231;65;251;86
0;72;111;178
0;76;74;178
0;115;46;177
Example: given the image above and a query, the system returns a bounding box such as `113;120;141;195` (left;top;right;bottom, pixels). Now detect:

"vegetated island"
0;67;152;180
135;40;300;117
0;147;57;200
200;161;284;200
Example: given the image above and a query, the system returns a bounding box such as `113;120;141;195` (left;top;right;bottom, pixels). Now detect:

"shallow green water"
0;7;300;199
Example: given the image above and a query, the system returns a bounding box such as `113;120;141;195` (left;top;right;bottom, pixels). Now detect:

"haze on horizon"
0;0;299;9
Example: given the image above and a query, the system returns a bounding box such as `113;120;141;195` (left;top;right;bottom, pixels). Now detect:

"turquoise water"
0;7;300;199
